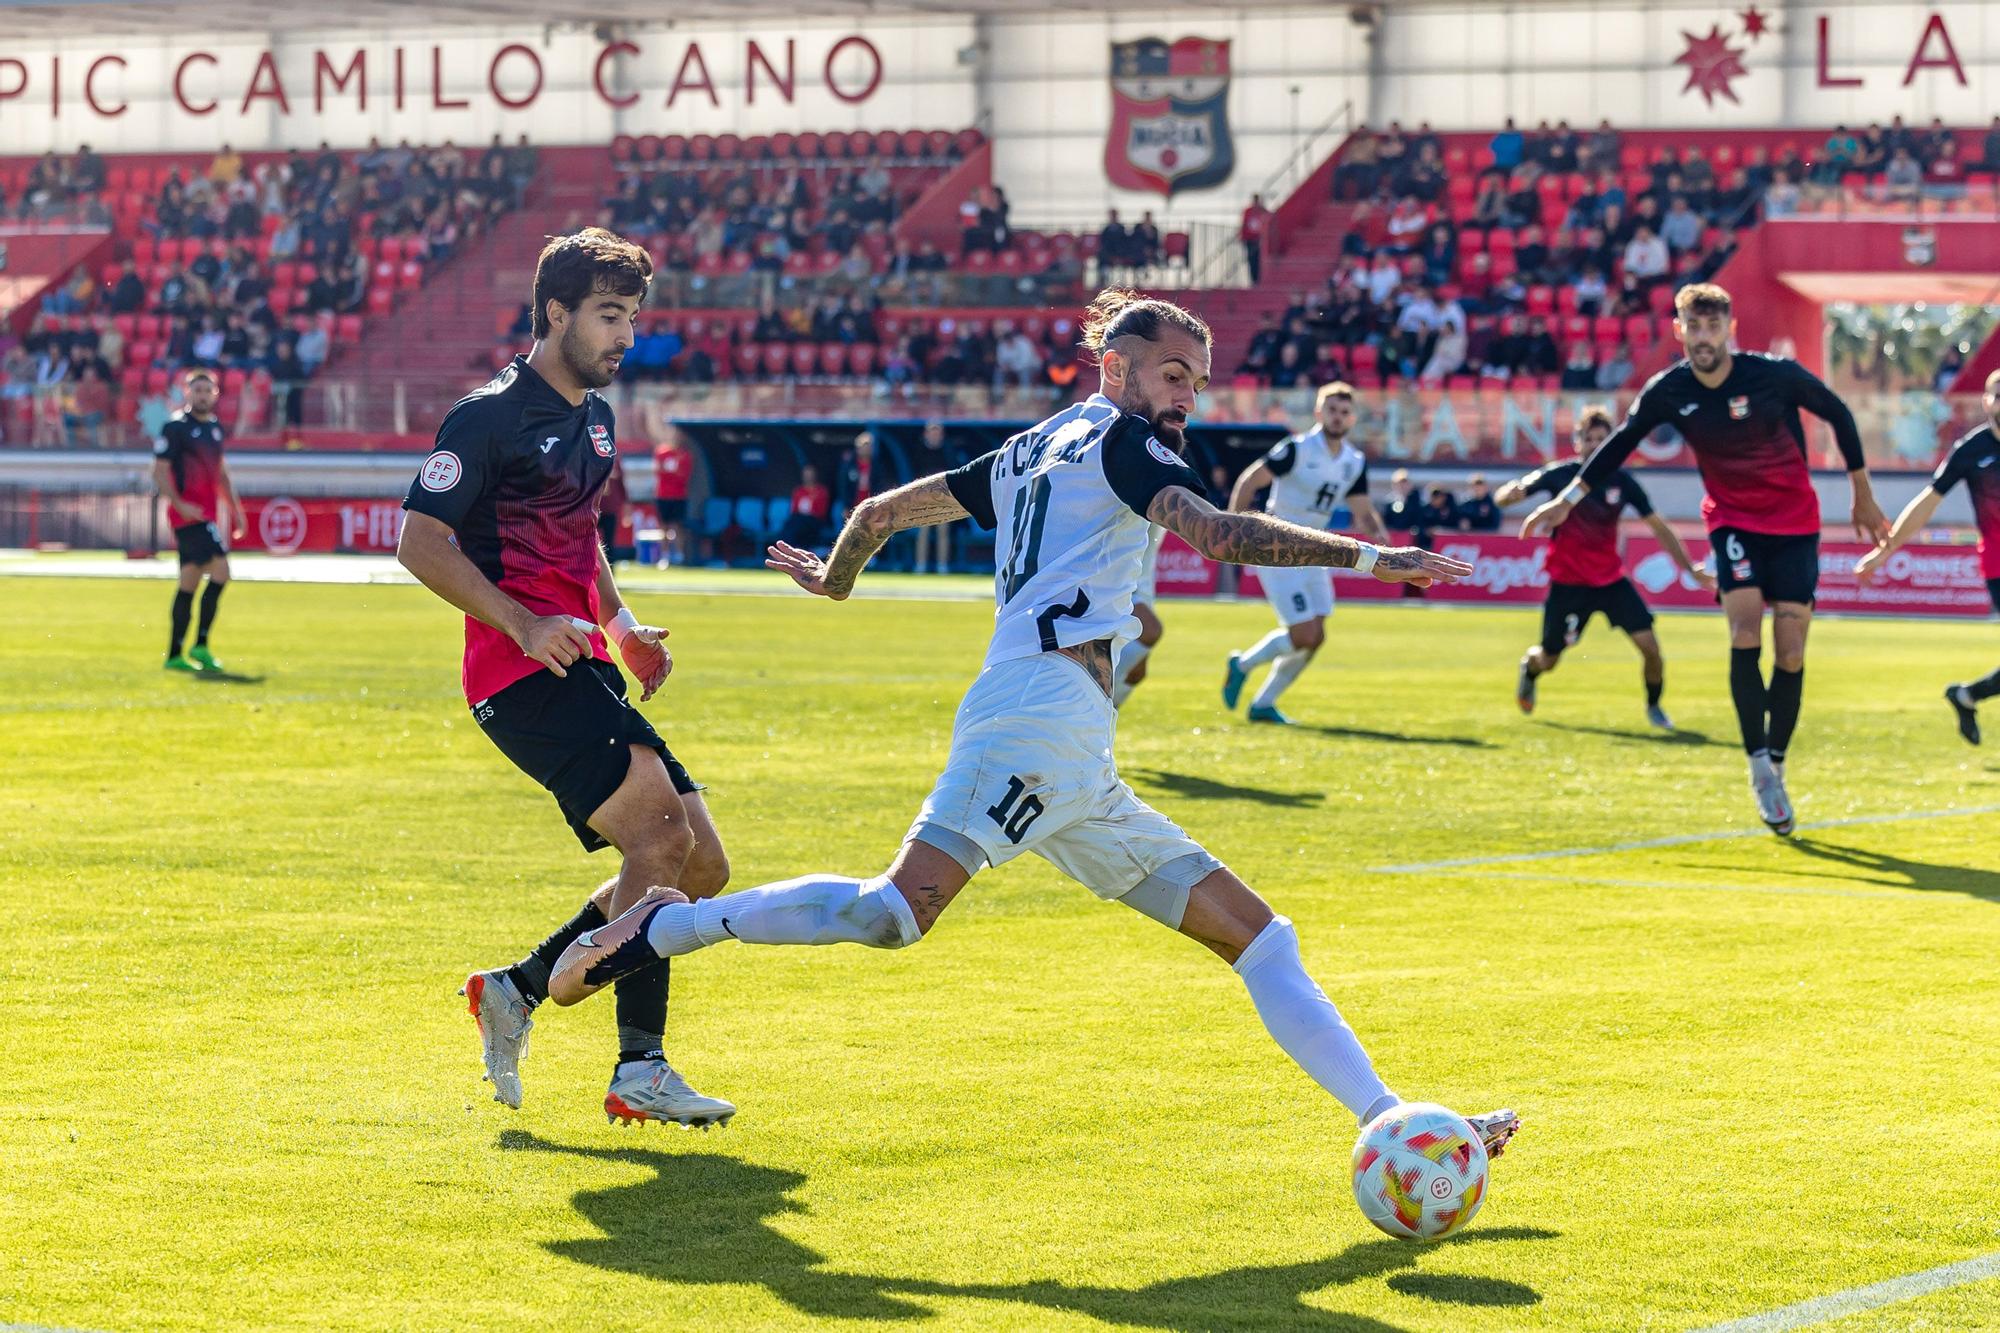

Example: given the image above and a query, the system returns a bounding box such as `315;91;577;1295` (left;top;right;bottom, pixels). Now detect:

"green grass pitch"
2;570;1997;1331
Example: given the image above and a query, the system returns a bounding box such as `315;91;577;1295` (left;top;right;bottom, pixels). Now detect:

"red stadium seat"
847;130;873;157
1444;146;1469;173
295;263;318;288
743;135;770;160
137;314;163;340
1648;284;1676;316
144;368;169;395
926;130;952;156
1620;145;1646;170
1556;286;1579;315
1348;343;1380;384
1487;229;1516;256
689;134;715;162
768;132;795;158
796;132;822;158
874;129;900;158
1564;315;1592;343
899;129;926;159
1592;315;1622;344
847;343;876;377
823;132;849;160
399;260;424;289
132;237;157;266
120;365;146;399
791;343;821;376
1525;285;1554;315
954;128;985;153
113;313;139;340
611;135;637;164
377;236;403;264
1447;175;1476;206
335;314;363;343
1164;233;1190;266
715;133;741;161
734;343;761;378
817;343;848;376
367;288;393;315
761;343;791;376
1624;314;1655;345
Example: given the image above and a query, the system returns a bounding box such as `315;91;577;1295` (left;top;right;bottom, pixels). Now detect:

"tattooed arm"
1147;484;1473;585
766;473;970;601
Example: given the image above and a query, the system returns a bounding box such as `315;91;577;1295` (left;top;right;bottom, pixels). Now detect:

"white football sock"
1112;640;1152;707
1252;649;1312;709
1238;627;1292;671
644;873;920;957
1235;916;1397;1124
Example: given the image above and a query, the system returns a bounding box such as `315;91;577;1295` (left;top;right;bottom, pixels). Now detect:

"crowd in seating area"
1239;119;1764;391
0;136;533;445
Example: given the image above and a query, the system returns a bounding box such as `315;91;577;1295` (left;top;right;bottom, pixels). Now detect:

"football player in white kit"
1112;524;1167;708
549;290;1519;1161
1221;383;1389;724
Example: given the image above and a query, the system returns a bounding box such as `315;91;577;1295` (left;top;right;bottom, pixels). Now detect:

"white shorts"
908;653;1221;921
1261;566;1335;627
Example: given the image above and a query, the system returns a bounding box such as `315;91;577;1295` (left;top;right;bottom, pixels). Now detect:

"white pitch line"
1693;1249;2000;1331
1372;804;2000;873
1463;870;1909;901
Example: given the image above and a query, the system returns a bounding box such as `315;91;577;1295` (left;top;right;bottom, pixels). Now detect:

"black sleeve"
1101;416;1205;518
943;450;999;529
152;419;185;466
1345;458;1370;499
1928;433;1977;497
1780;359;1866;470
402;400;498;529
1615;469;1655;518
1578;375;1673;492
1515;462;1559;498
1263;437;1298;477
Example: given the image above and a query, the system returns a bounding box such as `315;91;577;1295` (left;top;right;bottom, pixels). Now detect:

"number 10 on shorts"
986;775;1047;844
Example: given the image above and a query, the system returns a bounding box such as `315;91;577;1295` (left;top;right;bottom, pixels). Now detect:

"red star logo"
1674;24;1749;106
1738;5;1771;40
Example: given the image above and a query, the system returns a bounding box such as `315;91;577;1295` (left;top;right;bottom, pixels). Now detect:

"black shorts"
1711;526;1819;605
654;498;687;525
474;657;698;852
1988;578;2000;616
1541;579;1654;656
173;521;226;566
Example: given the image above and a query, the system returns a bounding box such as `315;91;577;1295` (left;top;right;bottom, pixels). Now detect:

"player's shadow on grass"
501;1129;1554;1328
1531;720;1726;748
1288;724;1497;749
1782;837;2000;901
1131;768;1326;809
188;669;267;685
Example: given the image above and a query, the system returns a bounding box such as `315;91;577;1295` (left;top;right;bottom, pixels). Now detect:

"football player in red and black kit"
397;229;734;1127
1856;367;2000;745
151;369;243;672
1497;404;1715;728
1524;283;1889;836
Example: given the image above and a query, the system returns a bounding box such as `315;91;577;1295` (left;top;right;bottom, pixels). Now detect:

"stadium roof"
0;0;1320;37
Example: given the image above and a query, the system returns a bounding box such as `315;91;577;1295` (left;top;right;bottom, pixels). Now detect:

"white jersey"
944;393;1204;671
1262;426;1370;528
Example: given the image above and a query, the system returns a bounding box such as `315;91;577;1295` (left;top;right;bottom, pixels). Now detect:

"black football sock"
169;589;194;657
1645;674;1664;708
615;959;669;1064
1965;666;2000;702
1729;647;1768;755
1766;666;1804;763
505;899;606;1006
195;581;225;646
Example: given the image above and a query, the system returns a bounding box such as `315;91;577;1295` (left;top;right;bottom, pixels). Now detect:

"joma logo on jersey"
588;424;615;457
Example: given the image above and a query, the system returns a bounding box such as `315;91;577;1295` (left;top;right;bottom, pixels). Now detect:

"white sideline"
1373;805;2000;873
1692;1249;2000;1331
1464;870;1911;901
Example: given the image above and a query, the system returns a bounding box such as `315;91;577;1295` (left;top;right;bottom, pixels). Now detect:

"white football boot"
1465;1108;1522;1159
460;969;533;1109
1749;753;1795;836
605;1058;736;1129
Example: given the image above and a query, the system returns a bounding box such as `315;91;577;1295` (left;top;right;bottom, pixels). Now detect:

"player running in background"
1112;524;1165;708
1220;382;1388;724
552;290;1519;1161
1497;404;1715;727
153;370;243;673
1523;283;1888;835
1856;368;2000;745
396;229;733;1127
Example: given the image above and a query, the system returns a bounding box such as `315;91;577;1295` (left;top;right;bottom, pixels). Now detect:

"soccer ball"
1350;1102;1490;1241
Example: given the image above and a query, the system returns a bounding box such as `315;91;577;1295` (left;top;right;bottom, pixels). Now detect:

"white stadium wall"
0;4;1996;221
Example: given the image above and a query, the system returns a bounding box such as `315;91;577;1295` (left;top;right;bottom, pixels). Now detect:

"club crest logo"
1728;396;1750;419
1105;37;1234;197
588;424;615;457
1902;225;1937;267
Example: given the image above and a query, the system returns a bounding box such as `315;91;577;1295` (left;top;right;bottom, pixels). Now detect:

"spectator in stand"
1457;476;1500;531
1383;469;1420;532
1270;341;1309;389
650;430;693;566
189;315;225;368
1854;123;1888;176
1660;195;1702;254
1098;209;1133;273
1885;147;1923;199
1573;266;1609;316
1489;118;1525;173
269;337;307;427
1560;341;1599;390
1583;120;1621;174
1468;176;1507;230
1131;211;1162;268
1392;286;1443;379
1764;175;1802;218
1366;250;1402;305
65;363;111;446
598;452;629;560
779;464;832;548
1240;193;1272;282
1820;125;1859;182
1421;313;1468;386
1335;127;1381;201
993;324;1042;392
1415;485;1459;543
1927;133;1964;194
1373;122;1409;193
1623;224;1670;285
1979;116;2000;172
1398;144;1448;204
1502;162;1544;228
1596;341;1635;391
1544;121;1580;173
838;431;879;511
508;135;538;207
1238;314;1283;378
1383;195;1429;253
296;319;330;376
1417;220;1457;286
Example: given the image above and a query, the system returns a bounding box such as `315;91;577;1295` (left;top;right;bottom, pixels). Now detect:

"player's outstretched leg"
1516;646;1557;714
1226;627;1290;710
1945;669;1998;745
1114;603;1164;710
1630;630;1670;731
1248;619;1324;725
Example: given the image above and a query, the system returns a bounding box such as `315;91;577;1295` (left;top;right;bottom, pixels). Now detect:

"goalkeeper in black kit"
1523;283;1888;836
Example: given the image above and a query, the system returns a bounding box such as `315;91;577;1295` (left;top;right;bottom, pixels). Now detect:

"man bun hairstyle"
532;226;653;339
1674;282;1732;320
1575;403;1616;435
1079;288;1211;365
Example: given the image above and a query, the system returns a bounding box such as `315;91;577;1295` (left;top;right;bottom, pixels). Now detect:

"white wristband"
605;608;640;647
1352;542;1379;575
1558;481;1589;506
